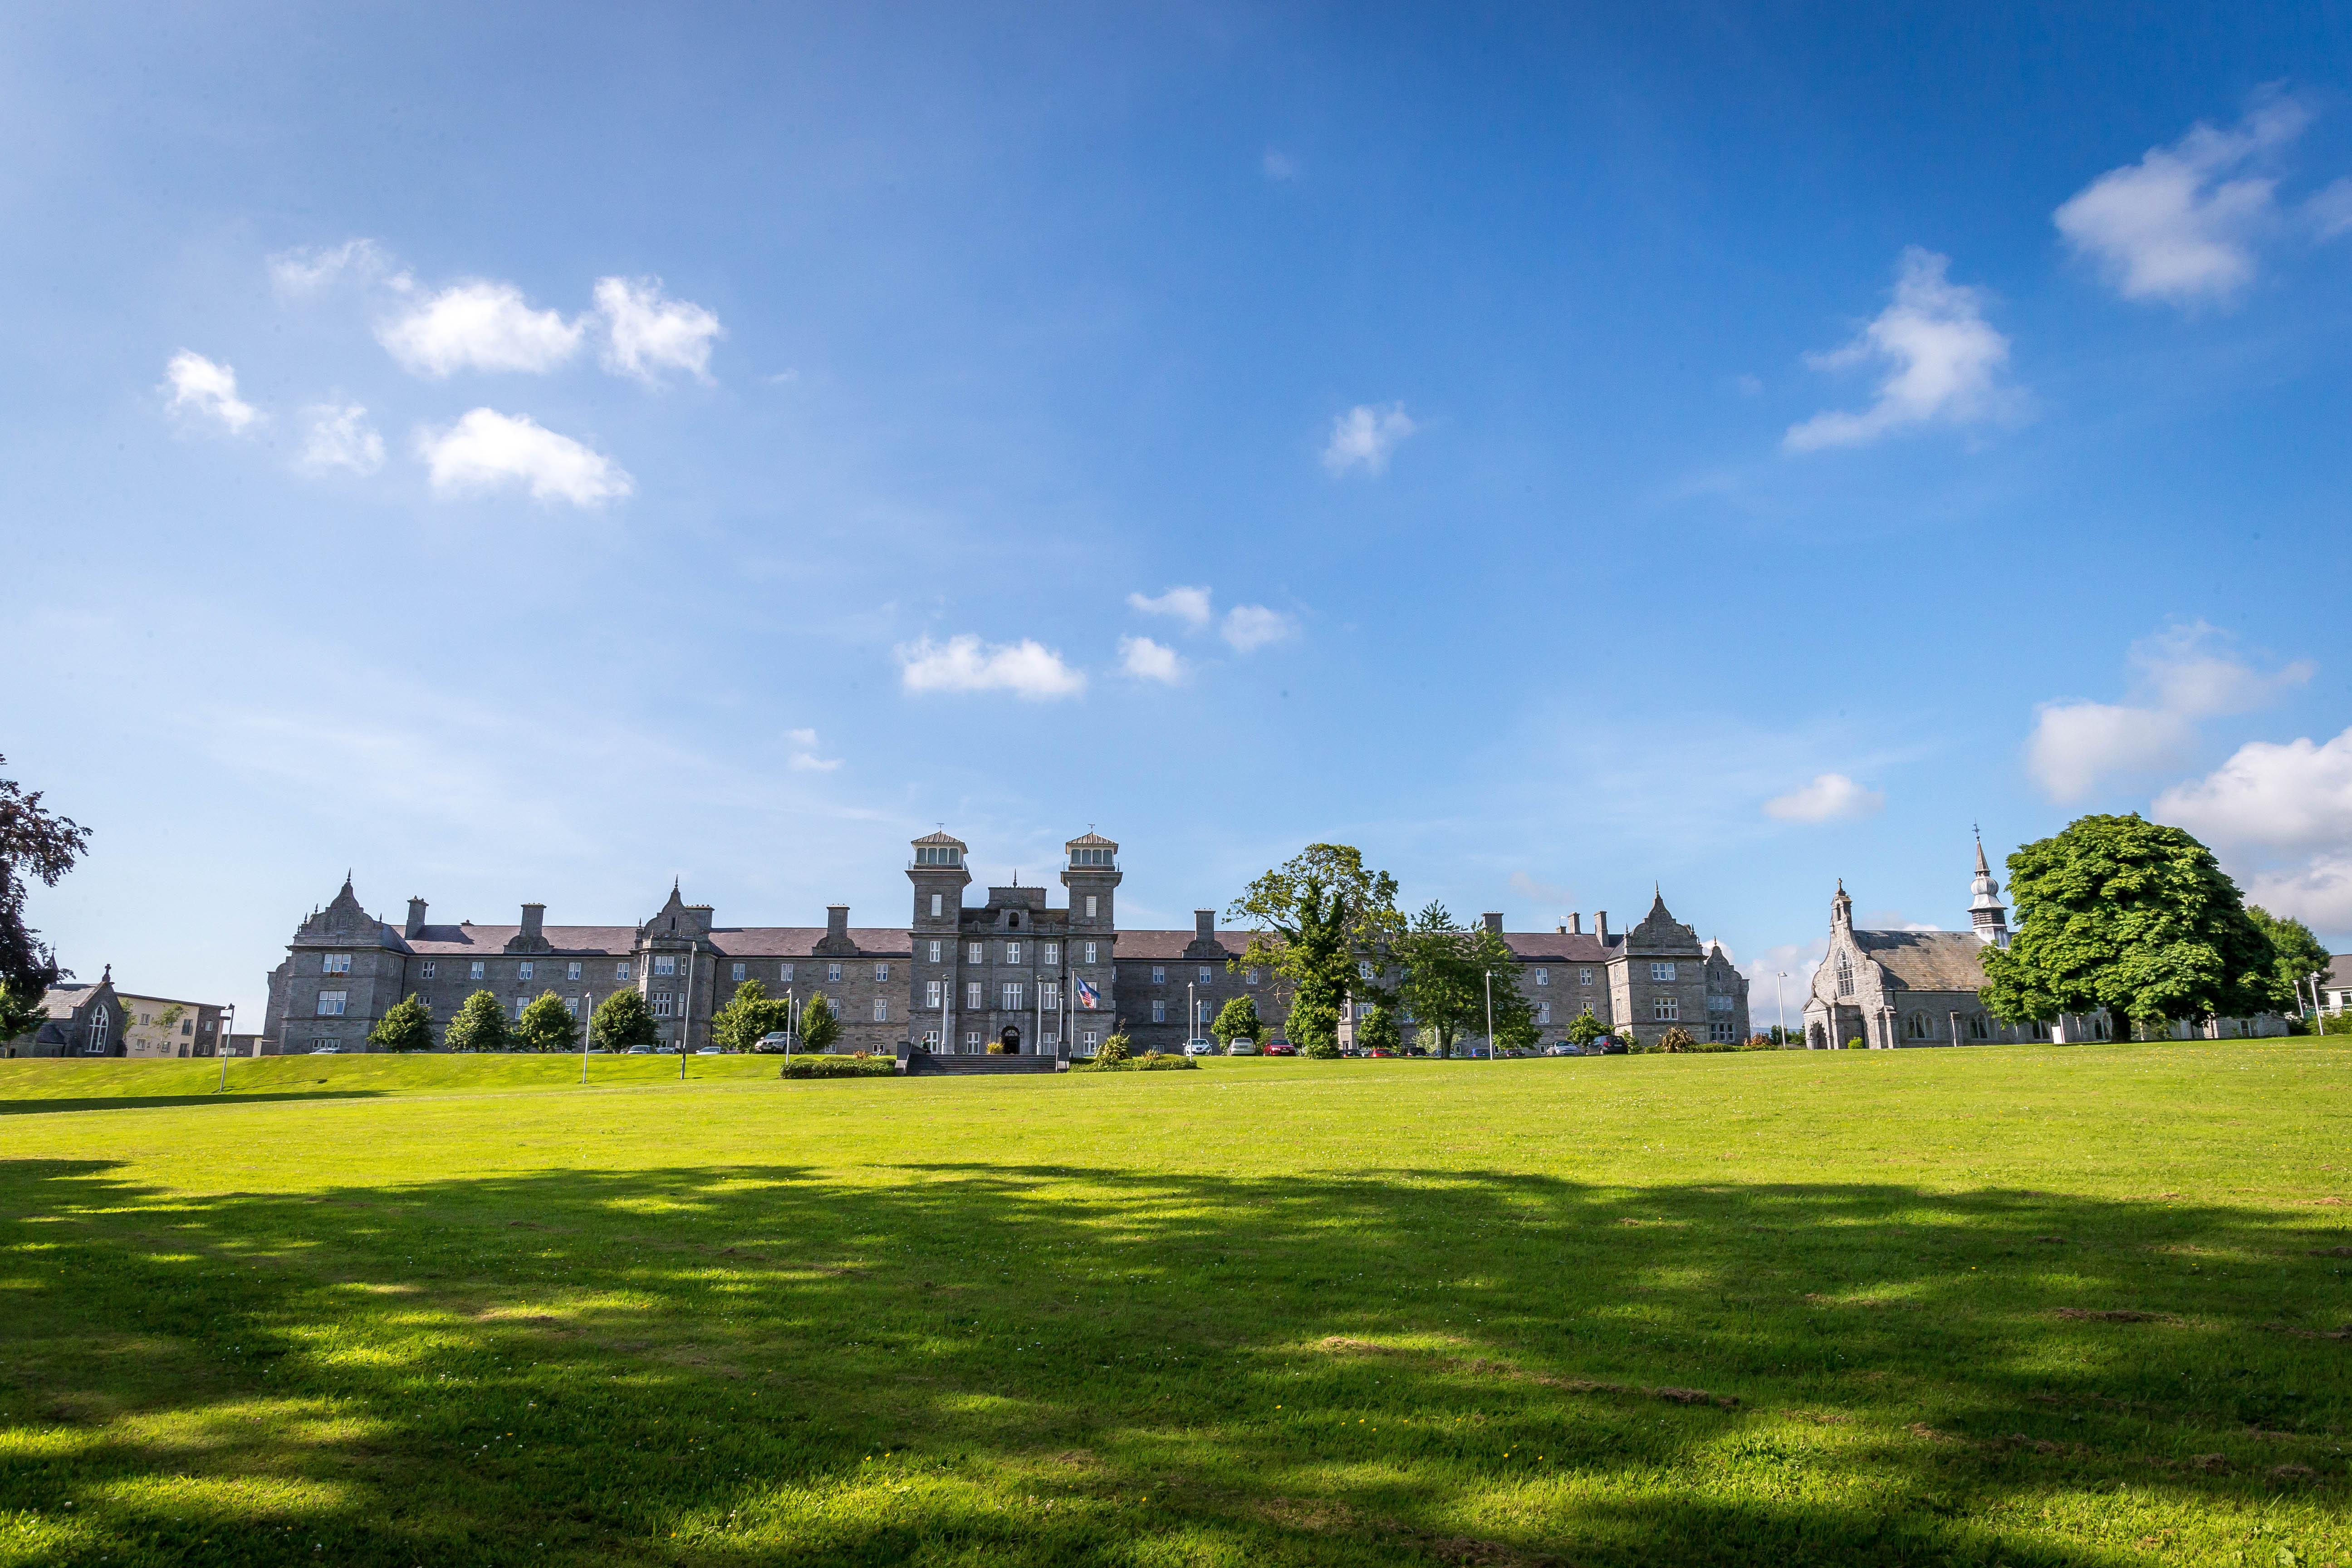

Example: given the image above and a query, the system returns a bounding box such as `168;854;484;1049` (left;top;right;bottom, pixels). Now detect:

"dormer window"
1008;912;1021;930
914;846;963;867
1070;847;1114;867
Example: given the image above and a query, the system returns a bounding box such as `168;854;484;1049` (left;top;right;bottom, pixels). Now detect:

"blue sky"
7;3;2352;1026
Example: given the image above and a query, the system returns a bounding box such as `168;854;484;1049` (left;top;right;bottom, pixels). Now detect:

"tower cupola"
1968;834;2009;946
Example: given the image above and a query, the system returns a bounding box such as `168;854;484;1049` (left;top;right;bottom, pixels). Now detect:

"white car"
1224;1038;1259;1055
1182;1038;1217;1056
695;1046;723;1055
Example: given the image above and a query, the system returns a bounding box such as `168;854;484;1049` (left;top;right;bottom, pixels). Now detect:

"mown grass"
0;1043;2347;1566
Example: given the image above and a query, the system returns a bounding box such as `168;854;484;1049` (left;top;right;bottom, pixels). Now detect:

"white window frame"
969;942;984;965
421;961;436;979
1650;962;1676;982
1152;966;1165;985
653;993;675;1018
1006;942;1021;966
1199;966;1212;984
615;961;632;981
1043;942;1058;965
315;990;347;1017
930;893;943;918
732;963;746;982
519;961;534;981
874;998;889;1023
1578;967;1592;985
926;980;943;1009
1534;968;1549;986
1653;996;1678;1022
874;963;890;982
1151;1000;1166;1023
779;963;793;982
827;963;843;983
966;981;983;1009
1003;982;1023;1010
1040;982;1058;1009
1538;1001;1551;1024
568;962;582;981
470;960;486;981
323;952;352;975
654;956;677;977
1083;942;1098;965
927;941;941;964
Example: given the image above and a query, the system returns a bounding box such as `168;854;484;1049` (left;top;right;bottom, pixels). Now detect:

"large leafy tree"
368;995;436;1053
0;987;49;1043
1210;994;1261;1047
1395;902;1480;1056
710;979;791;1052
1228;843;1401;1060
798;990;841;1052
1465;926;1538;1053
2246;905;2331;1014
0;756;91;994
1979;814;2279;1036
443;989;514;1053
1566;1007;1609;1048
1356;1002;1401;1054
590;990;661;1052
515;991;581;1053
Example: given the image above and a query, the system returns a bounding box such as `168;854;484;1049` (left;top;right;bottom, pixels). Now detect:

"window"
1151;1000;1166;1024
1245;967;1259;985
1040;982;1058;1009
1707;994;1733;1012
969;942;984;964
1152;966;1165;985
1906;1012;1931;1040
922;1029;939;1047
470;960;486;981
180;1019;192;1035
927;941;941;963
565;997;580;1015
653;994;675;1017
1650;962;1676;982
1534;968;1549;986
930;893;944;918
1199;966;1212;984
1967;1014;1990;1040
323;952;352;975
1083;942;1098;965
966;981;982;1010
1006;943;1021;966
1359;961;1375;980
874;963;890;982
926;981;942;1009
826;963;842;983
1003;983;1024;1010
1835;959;1853;997
316;990;347;1016
514;999;529;1021
519;961;534;981
779;964;793;982
1538;1002;1551;1024
965;1031;981;1049
915;845;963;867
421;961;436;979
653;956;676;977
1578;968;1592;985
615;961;631;981
1711;1021;1736;1043
874;998;889;1022
568;962;581;981
1043;943;1058;965
1083;1029;1099;1049
732;963;746;982
1652;996;1678;1022
1085;896;1098;918
1071;846;1114;867
1008;912;1021;930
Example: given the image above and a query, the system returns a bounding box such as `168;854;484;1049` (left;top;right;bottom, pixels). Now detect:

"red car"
1263;1041;1298;1056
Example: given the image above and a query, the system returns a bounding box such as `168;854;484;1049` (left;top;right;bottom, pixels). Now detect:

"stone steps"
902;1054;1064;1076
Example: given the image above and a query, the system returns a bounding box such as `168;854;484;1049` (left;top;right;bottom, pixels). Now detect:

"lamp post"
1774;971;1788;1046
1188;980;1196;1053
579;993;593;1085
787;986;797;1068
1484;970;1496;1061
679;950;695;1080
216;1001;236;1093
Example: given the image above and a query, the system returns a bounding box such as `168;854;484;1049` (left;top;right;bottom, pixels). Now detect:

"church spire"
1831;878;1852;931
1969;831;2009;947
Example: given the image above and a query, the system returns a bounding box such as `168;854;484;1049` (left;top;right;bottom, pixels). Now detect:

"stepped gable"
1116;927;1258;961
1624;889;1703;955
294;875;398;947
1853;929;1992;991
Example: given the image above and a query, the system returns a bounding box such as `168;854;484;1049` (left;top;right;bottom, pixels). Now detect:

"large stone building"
264;831;1749;1054
1803;838;2288;1048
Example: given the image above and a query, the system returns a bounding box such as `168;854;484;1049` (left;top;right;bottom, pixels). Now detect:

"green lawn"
0;1044;2346;1566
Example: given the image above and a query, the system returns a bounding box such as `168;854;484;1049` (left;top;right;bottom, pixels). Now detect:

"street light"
579;993;593;1085
1484;970;1496;1061
216;1001;237;1093
1774;971;1788;1046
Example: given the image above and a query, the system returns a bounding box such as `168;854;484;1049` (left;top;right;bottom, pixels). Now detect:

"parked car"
695;1046;723;1055
1544;1042;1579;1056
753;1032;794;1054
1225;1038;1259;1055
626;1044;655;1055
308;1045;342;1054
1264;1040;1296;1056
1182;1038;1217;1057
1596;1039;1629;1055
1366;1048;1395;1058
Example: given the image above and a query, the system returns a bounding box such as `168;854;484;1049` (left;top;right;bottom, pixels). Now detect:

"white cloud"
1508;871;1575;907
784;728;843;772
297;402;384;475
2156;726;2352;932
1221;604;1296;652
377;281;585;377
163;351;261;435
269;238;400;296
897;635;1086;701
594;276;723;384
1127;585;1213;628
2025;623;2313;802
1785;248;2015;451
1762;772;1885;823
2053;95;2307;308
1742;938;1828;1031
1263;149;1300;182
1322;403;1416;475
1118;636;1185;685
2310;178;2352;240
415;408;632;506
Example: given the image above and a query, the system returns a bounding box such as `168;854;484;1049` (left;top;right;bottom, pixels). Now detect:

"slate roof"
1113;929;1262;960
399;924;911;958
1855;930;1990;991
1065;832;1118;847
910;830;967;848
1111;929;1622;963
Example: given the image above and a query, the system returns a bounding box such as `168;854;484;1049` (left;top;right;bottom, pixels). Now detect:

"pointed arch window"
1835;958;1853;997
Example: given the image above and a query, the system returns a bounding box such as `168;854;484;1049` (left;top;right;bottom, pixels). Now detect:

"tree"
515;991;580;1053
1357;1002;1401;1054
1210;994;1261;1047
443;989;513;1053
1566;1007;1609;1049
798;990;841;1052
1228;844;1402;1060
591;990;660;1053
1466;926;1538;1054
1657;1025;1697;1054
0;756;92;994
1395;902;1480;1056
368;995;435;1053
710;979;791;1053
0;985;49;1044
2247;905;2331;1014
1980;815;2280;1037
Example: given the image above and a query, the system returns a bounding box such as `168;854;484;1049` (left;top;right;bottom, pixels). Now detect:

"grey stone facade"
5;968;128;1058
263;831;1749;1054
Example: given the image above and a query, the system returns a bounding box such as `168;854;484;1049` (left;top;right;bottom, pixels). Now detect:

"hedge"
1073;1051;1200;1073
779;1054;897;1079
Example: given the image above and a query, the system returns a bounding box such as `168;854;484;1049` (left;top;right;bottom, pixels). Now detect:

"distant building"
116;994;232;1058
5;967;128;1058
263;832;1749;1054
1804;838;2287;1048
2321;957;2352;1014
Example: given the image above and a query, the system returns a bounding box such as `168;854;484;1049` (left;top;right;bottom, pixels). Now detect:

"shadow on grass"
0;1090;388;1117
1;1156;2347;1566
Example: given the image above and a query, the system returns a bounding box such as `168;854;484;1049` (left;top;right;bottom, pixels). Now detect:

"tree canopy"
368;995;435;1053
798;990;841;1052
515;991;581;1053
1566;1007;1609;1047
1210;994;1260;1046
0;755;91;993
1355;1002;1401;1054
1395;902;1480;1056
443;990;514;1053
2246;905;2331;1014
710;979;791;1052
590;990;660;1052
1227;843;1401;1059
1978;814;2279;1034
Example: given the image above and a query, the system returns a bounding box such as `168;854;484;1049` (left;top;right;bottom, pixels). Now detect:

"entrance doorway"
999;1026;1021;1054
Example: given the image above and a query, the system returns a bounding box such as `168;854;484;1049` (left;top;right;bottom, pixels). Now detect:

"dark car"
1264;1041;1297;1057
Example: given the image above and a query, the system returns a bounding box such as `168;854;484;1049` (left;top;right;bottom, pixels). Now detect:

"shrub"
1739;1034;1780;1051
368;995;435;1054
444;990;513;1054
1844;1037;1867;1050
1657;1026;1697;1054
1097;1030;1132;1064
780;1054;895;1079
1075;1050;1200;1073
591;989;661;1053
798;991;841;1052
515;991;580;1054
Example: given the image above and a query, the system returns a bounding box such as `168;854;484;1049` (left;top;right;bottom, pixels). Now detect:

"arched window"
89;1007;112;1054
1967;1014;1990;1040
2092;1015;2110;1040
1905;1011;1931;1040
2031;1020;2050;1041
1835;959;1853;998
1808;1022;1827;1049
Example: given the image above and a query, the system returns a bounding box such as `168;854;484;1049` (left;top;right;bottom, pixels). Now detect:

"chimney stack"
405;897;429;939
1195;909;1215;943
1569;912;1583;935
827;904;850;941
1595;911;1609;942
520;902;544;942
1481;911;1504;935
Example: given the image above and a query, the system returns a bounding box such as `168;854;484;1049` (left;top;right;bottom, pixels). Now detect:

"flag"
1074;975;1101;1009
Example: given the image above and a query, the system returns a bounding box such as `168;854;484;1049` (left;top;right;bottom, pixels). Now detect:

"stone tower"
907;830;971;930
1968;835;2009;947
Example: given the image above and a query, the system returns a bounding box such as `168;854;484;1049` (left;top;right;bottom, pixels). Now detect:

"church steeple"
1831;879;1853;931
1969;832;2009;946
